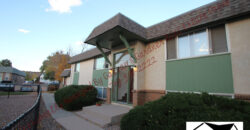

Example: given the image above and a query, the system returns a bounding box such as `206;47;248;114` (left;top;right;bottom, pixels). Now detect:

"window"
167;38;177;59
178;30;209;58
95;86;107;99
115;51;133;67
210;25;228;53
4;73;10;81
94;57;106;70
75;63;80;72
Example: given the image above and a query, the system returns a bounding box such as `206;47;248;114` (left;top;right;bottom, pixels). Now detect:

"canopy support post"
96;42;112;66
119;34;137;63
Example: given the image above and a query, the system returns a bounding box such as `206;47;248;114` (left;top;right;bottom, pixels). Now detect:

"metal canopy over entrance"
86;26;146;49
86;26;144;66
84;13;147;105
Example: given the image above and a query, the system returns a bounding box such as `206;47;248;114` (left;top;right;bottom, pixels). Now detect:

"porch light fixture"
132;66;137;72
109;69;113;74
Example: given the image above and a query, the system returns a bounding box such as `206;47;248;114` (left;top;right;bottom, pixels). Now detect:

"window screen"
167;38;177;59
210;25;228;53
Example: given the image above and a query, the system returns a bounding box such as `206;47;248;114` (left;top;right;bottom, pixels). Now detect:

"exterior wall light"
133;66;137;72
109;69;113;74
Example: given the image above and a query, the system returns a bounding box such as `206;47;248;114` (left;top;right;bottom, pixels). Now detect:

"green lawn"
0;91;31;96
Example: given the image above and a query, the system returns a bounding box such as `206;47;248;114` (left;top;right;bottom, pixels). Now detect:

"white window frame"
225;24;231;52
75;63;80;72
166;90;234;99
94;57;107;70
95;86;107;99
177;29;210;59
164;40;167;61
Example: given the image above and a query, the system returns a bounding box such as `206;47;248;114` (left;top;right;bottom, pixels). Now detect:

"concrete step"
75;104;131;128
75;110;110;128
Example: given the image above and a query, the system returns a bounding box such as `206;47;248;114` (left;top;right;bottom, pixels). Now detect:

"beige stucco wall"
227;18;250;95
143;39;166;91
78;59;94;85
65;77;71;86
134;41;145;90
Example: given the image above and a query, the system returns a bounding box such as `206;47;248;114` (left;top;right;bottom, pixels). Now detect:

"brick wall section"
133;90;165;106
106;88;111;104
235;94;250;102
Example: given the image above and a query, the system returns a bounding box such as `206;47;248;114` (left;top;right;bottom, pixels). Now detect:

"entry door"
112;66;133;104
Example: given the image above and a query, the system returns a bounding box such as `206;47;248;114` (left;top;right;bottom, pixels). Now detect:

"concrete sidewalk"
42;93;103;130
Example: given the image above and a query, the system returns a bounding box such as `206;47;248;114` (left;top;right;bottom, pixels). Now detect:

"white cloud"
75;41;83;45
18;29;30;34
46;0;82;13
64;40;95;56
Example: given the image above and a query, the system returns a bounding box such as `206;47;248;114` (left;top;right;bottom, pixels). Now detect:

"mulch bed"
0;93;37;128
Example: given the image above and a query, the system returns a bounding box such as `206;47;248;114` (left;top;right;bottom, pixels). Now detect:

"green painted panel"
73;72;79;85
166;53;234;94
92;69;109;87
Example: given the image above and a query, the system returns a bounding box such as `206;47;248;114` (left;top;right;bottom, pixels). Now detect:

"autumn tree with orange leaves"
40;51;70;82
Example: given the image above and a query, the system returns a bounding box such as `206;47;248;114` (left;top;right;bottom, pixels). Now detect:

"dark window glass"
167;38;177;59
210;25;228;53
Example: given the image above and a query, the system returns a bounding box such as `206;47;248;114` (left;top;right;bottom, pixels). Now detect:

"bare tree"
67;45;75;57
81;41;89;53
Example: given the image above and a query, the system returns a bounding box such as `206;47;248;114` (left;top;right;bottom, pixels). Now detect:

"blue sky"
0;0;215;71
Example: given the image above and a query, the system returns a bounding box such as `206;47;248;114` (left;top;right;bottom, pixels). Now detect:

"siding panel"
166;53;234;94
92;69;109;87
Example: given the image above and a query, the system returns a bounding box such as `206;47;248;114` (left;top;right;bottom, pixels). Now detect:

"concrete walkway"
42;93;103;130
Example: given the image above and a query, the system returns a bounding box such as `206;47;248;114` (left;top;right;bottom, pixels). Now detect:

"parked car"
0;81;14;91
47;83;59;91
20;84;34;92
24;81;34;84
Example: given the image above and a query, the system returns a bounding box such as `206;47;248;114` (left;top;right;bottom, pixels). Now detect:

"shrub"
121;93;250;130
54;85;97;111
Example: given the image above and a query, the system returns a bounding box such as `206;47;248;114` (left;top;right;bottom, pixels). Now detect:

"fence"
1;85;41;130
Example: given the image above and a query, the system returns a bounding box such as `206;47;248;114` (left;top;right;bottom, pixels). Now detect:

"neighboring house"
68;0;250;106
60;69;71;87
0;67;26;84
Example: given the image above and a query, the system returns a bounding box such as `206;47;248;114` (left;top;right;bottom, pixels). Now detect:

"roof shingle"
68;48;110;64
85;0;250;42
0;67;26;77
60;69;71;77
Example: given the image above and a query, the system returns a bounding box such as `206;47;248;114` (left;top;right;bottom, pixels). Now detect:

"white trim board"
166;90;234;98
